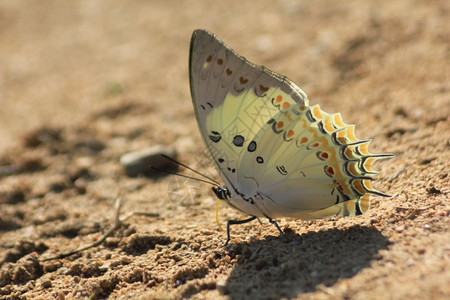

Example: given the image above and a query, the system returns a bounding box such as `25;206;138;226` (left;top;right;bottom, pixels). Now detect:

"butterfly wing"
237;102;392;218
190;29;392;220
189;29;309;190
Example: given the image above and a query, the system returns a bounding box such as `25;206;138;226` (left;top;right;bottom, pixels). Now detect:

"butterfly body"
189;29;392;240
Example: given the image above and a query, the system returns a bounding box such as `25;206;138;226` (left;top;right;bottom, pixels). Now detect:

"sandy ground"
0;0;449;299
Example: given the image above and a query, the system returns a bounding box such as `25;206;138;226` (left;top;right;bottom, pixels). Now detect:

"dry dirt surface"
0;0;449;299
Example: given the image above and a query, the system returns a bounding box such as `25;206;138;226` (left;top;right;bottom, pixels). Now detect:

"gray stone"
120;145;177;177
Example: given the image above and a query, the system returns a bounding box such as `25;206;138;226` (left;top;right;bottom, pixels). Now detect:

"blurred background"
2;0;447;153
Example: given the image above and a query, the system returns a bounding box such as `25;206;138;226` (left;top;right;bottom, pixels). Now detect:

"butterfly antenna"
160;154;221;186
151;166;219;186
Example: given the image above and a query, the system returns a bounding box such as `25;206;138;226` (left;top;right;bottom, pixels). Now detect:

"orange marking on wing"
312;105;325;120
358;142;371;155
336;180;352;195
324;117;334;133
363;157;376;173
275;95;283;103
326;166;335;175
345;125;357;142
358;195;370;212
344;147;356;159
363;179;375;192
352;180;367;195
320;152;329;159
335;130;347;144
299;137;308;144
284;112;293;122
276;121;284;129
298;117;307;128
307;127;320;139
347;162;359;176
282;102;290;109
333;114;345;128
287;130;295;138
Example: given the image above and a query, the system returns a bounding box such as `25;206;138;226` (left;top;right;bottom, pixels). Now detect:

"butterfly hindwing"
237;103;388;218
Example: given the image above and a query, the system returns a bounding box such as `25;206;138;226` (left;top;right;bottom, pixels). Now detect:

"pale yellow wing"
237;102;392;218
189;29;309;190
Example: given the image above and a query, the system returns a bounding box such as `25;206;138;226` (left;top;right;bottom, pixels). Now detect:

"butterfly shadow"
223;224;389;300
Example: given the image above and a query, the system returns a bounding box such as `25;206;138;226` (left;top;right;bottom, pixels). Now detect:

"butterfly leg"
268;218;287;242
225;216;257;245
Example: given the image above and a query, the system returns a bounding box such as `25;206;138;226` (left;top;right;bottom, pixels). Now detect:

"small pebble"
59;267;68;275
105;237;121;248
200;229;213;235
370;217;380;224
40;278;52;288
120;145;177;177
222;255;231;264
121;257;132;264
109;260;122;269
395;225;405;233
216;279;228;295
175;280;184;286
99;266;109;273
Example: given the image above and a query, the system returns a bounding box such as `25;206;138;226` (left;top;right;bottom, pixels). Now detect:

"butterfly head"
212;185;231;200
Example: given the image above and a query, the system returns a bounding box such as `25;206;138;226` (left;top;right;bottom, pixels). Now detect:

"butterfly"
189;29;393;244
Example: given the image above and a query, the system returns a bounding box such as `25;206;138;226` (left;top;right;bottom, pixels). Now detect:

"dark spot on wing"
209;131;221;143
276;165;288;175
239;77;248;84
233;135;245;147
247;141;257;152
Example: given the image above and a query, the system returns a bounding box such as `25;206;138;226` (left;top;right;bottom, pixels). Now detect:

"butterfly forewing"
189;29;309;190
